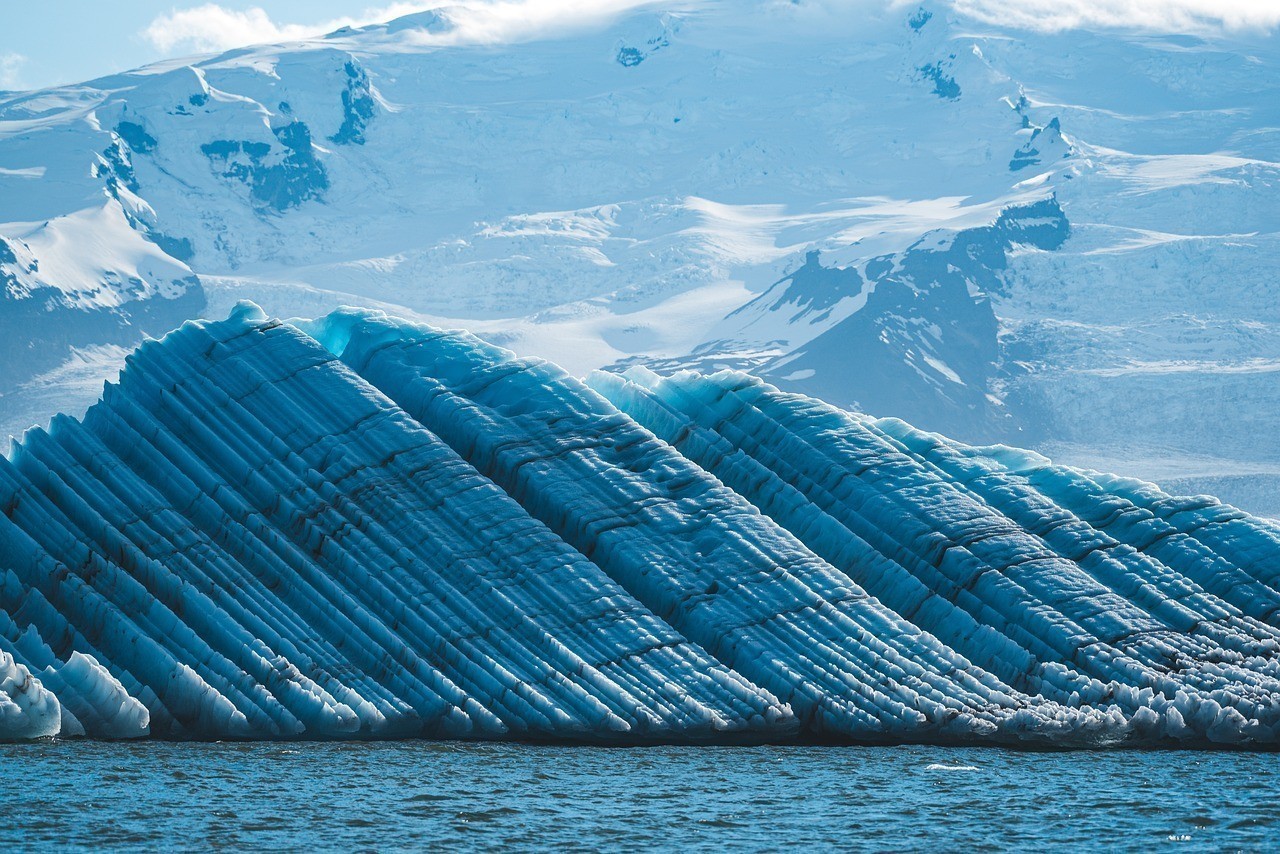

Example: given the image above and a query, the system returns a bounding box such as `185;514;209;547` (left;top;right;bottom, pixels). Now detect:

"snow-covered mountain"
1;1;1277;512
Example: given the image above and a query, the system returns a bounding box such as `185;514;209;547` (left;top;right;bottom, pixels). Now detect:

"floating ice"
2;304;1279;746
0;651;61;740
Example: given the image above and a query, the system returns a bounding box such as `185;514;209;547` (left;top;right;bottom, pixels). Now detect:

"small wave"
925;763;979;772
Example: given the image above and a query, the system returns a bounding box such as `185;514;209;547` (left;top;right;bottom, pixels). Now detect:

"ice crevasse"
2;302;1280;746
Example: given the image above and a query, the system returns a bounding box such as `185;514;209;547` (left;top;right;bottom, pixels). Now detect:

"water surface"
2;742;1275;850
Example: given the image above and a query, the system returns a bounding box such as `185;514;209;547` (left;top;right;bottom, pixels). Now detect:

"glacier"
2;303;1280;746
2;1;1279;519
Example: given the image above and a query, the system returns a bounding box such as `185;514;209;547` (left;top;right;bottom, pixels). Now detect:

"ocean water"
1;741;1276;850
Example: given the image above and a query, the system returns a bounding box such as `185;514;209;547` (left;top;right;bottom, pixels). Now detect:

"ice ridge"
2;304;1280;746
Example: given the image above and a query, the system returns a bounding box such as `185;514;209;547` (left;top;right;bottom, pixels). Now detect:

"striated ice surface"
3;303;1280;746
0;303;788;742
590;366;1280;744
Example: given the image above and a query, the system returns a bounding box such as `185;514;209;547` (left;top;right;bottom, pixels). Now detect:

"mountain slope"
0;1;1276;512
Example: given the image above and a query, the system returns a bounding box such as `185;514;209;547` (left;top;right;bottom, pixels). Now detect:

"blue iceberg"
2;303;1279;746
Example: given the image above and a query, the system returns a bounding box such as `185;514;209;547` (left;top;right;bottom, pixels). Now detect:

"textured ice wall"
4;304;1280;746
0;303;788;741
328;310;1114;744
589;367;1280;743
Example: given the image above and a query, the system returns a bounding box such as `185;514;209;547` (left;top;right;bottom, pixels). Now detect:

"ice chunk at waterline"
0;612;149;739
4;302;1280;745
0;651;61;740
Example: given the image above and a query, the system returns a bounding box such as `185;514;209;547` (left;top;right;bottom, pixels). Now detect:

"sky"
1;0;1278;91
0;1;433;90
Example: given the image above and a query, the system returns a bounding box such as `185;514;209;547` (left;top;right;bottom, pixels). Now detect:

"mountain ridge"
0;0;1277;513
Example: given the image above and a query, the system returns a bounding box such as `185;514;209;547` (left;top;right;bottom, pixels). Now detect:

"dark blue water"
2;742;1276;850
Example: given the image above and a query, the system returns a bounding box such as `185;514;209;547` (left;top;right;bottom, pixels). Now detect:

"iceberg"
2;303;1279;746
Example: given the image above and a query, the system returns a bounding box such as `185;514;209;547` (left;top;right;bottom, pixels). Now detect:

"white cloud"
140;0;1280;59
141;1;664;57
427;0;673;45
141;3;436;54
0;53;27;90
950;0;1280;33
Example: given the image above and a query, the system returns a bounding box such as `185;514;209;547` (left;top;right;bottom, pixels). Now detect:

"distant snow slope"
0;1;1276;512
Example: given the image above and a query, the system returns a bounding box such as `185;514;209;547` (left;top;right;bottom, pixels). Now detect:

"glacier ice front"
2;303;1280;746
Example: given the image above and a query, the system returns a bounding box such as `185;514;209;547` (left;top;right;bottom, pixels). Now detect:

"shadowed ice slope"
3;305;1280;746
0;303;789;742
591;368;1280;743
